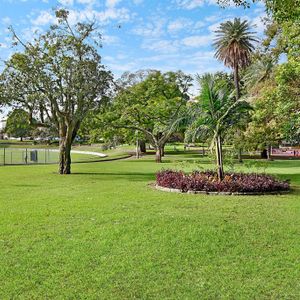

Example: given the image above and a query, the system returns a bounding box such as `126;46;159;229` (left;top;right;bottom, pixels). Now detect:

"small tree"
0;10;113;174
187;73;251;181
5;109;32;141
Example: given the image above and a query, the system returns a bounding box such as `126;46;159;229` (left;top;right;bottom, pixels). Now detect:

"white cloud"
175;0;216;10
21;26;42;42
182;35;212;47
132;17;166;38
106;0;122;8
77;0;96;4
194;20;206;28
208;22;220;32
142;39;180;53
106;61;137;72
205;14;220;22
2;17;11;25
0;42;8;48
168;18;193;33
96;7;131;23
58;0;74;6
102;34;120;45
31;5;131;27
251;14;267;35
31;11;56;26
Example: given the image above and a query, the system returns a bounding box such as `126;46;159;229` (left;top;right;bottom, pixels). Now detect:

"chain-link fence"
0;148;60;165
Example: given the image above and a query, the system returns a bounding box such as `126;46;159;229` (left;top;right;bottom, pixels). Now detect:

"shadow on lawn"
72;172;155;182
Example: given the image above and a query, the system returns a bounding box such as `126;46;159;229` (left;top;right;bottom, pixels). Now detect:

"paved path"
50;149;107;158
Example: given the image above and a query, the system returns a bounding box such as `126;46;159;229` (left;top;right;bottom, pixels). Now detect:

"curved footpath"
73;150;106;157
54;149;107;158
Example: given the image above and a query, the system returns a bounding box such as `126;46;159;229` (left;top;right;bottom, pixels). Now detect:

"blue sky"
0;0;267;117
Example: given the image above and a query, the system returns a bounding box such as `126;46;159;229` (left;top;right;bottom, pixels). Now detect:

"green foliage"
244;57;300;147
100;70;192;161
5;109;33;139
187;73;251;144
213;17;257;101
213;18;257;70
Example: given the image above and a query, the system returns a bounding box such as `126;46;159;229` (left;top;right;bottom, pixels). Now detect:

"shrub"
156;170;290;194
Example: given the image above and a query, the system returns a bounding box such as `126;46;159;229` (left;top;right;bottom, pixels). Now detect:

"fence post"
3;148;5;166
25;148;28;164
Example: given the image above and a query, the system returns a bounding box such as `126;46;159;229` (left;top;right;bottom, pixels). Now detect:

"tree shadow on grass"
71;172;155;182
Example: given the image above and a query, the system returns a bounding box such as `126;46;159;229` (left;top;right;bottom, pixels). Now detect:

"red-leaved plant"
156;170;290;193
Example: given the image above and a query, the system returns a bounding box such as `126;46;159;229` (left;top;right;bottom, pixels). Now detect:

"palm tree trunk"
215;135;224;182
233;64;241;99
233;63;243;163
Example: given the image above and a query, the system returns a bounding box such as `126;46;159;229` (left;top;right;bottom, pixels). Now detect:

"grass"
0;152;299;299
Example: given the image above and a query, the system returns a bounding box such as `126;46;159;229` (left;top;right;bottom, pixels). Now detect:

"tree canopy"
100;70;192;162
5;109;33;141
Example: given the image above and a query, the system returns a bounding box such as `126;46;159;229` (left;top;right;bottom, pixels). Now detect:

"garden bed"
156;170;290;195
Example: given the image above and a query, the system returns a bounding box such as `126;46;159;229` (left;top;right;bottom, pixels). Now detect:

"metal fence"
0;148;59;165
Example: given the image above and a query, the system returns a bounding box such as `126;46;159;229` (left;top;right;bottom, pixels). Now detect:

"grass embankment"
0;153;299;299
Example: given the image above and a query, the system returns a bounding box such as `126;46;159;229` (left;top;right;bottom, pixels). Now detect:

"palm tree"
213;18;258;99
186;73;251;181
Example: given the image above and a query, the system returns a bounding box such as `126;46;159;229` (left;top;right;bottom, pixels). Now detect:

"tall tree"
101;71;192;163
213;18;257;162
213;18;257;99
0;10;113;174
5;109;33;141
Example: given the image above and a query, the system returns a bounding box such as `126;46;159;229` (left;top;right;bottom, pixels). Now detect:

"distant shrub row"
156;170;290;194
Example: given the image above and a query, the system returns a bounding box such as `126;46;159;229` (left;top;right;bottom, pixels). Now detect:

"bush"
156;170;290;194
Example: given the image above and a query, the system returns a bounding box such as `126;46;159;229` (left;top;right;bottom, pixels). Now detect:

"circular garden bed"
156;170;290;195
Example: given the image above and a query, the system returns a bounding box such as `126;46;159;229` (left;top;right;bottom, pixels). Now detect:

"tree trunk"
58;125;73;174
215;135;224;182
155;146;162;163
233;64;241;100
238;148;243;163
20;137;23;142
139;140;146;153
161;144;165;157
233;64;243;163
136;139;140;159
261;149;268;159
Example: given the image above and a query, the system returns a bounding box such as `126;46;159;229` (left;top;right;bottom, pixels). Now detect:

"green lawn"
0;153;299;299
